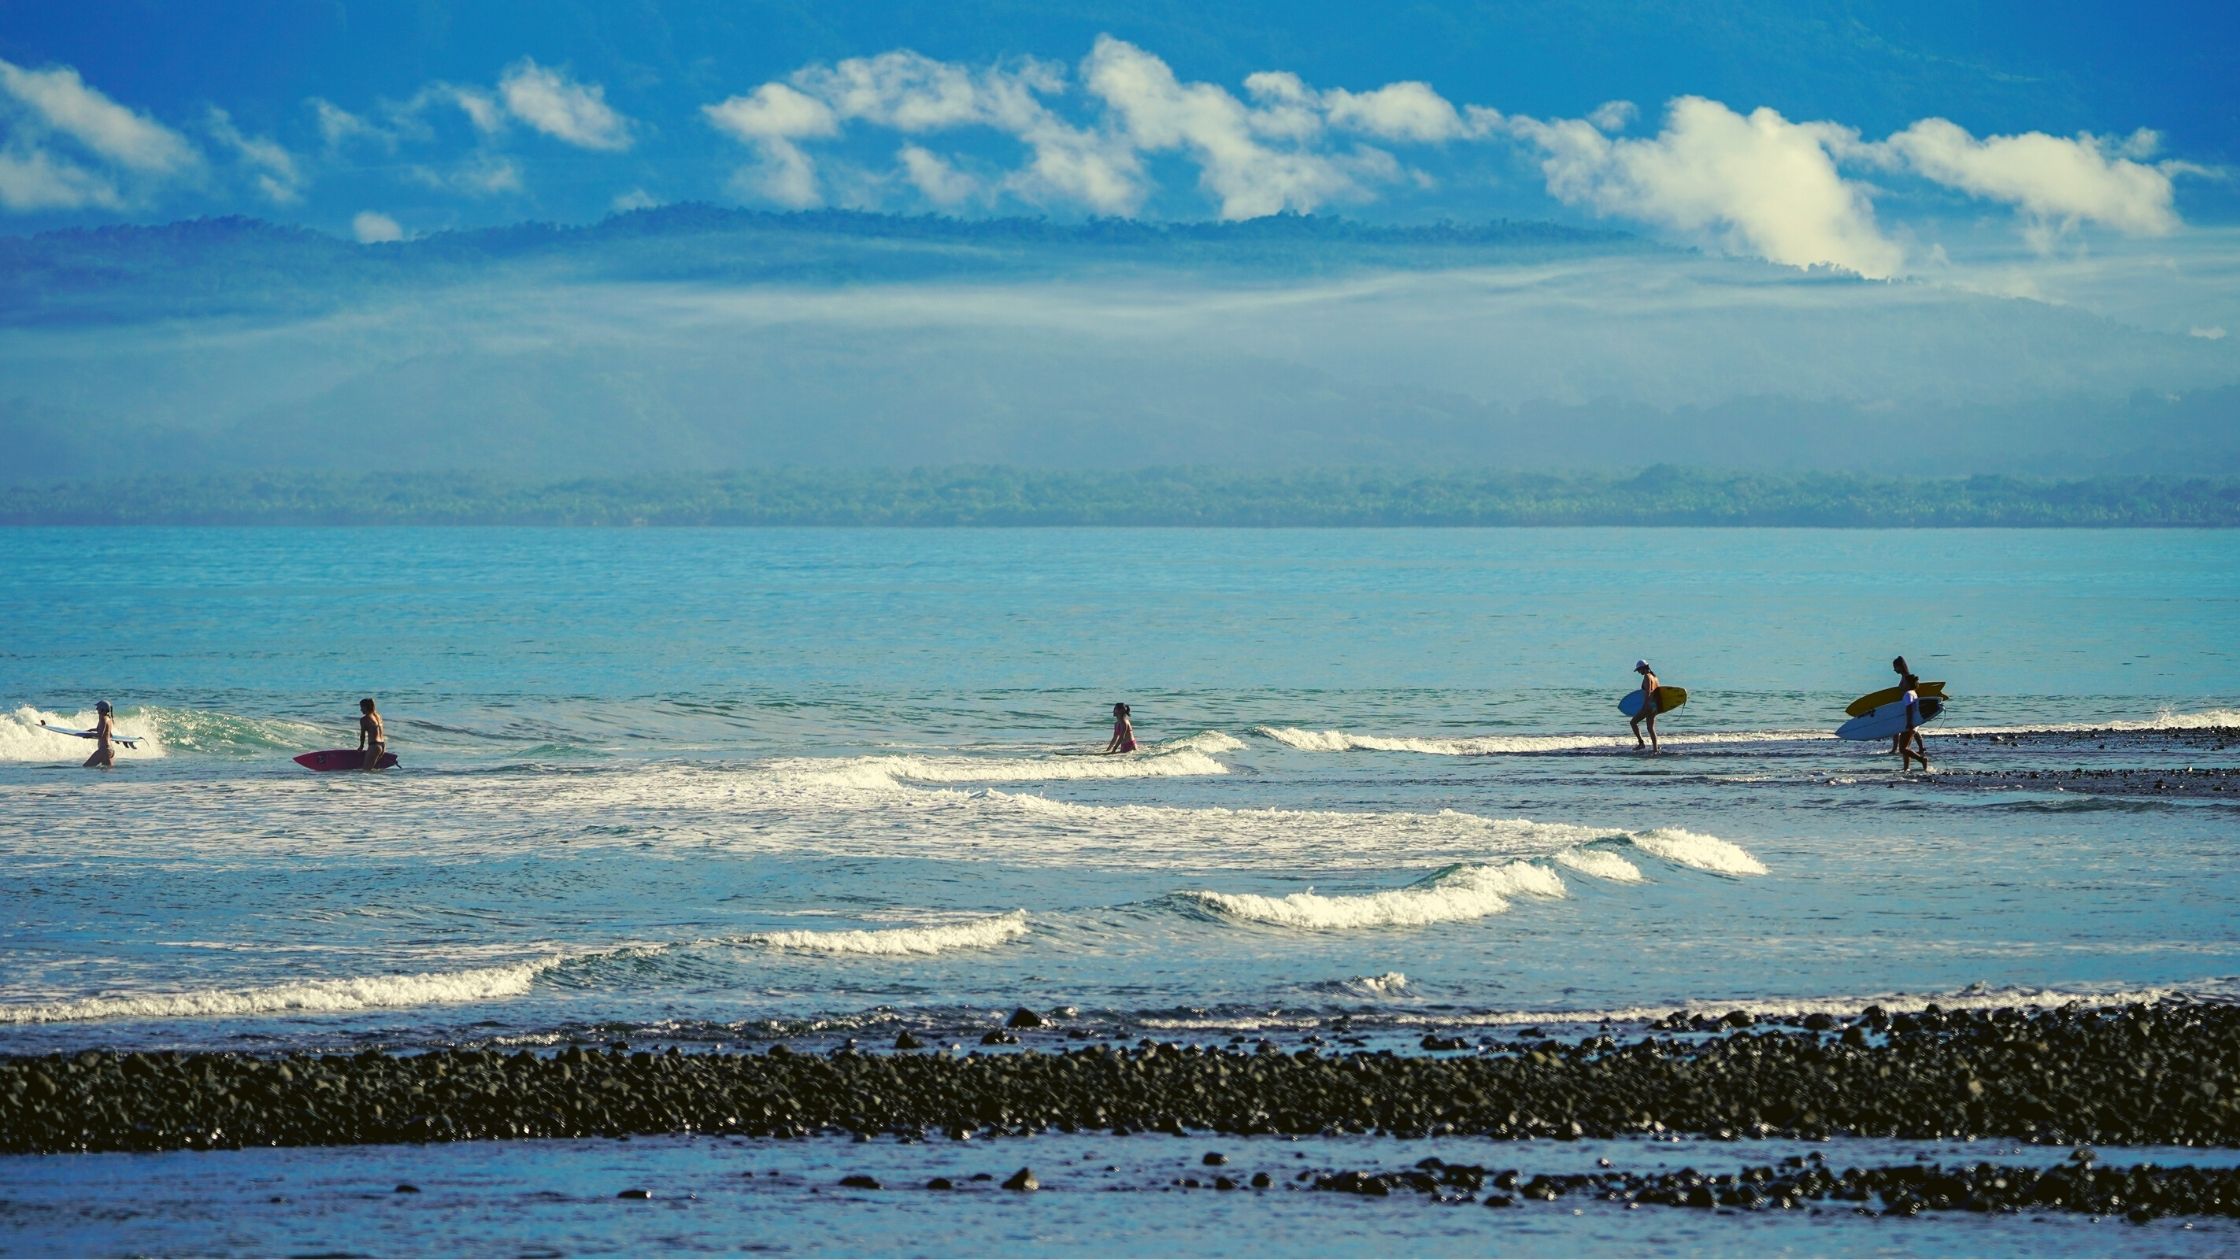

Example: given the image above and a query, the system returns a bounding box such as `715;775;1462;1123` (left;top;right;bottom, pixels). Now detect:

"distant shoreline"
4;468;2236;528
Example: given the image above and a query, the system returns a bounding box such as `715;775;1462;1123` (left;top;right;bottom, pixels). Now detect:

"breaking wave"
1181;861;1568;931
1624;828;1768;876
1;704;168;761
736;910;1030;956
784;747;1232;792
0;959;558;1025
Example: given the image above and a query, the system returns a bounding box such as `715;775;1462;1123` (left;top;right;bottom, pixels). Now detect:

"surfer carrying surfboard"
357;698;388;771
84;700;119;768
1896;673;1930;771
1630;661;1661;752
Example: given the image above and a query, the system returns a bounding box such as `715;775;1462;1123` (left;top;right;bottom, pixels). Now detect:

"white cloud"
1322;81;1472;143
704;82;840;143
728;142;822;208
352;210;404;243
498;59;631;151
0;57;197;174
898;144;978;207
1509;96;1905;278
408;152;523;197
1868;119;2183;241
2191;325;2228;340
0;146;122;210
1082;35;1368;219
206;107;303;205
610;187;659;213
1588;100;1638;132
310;98;383;150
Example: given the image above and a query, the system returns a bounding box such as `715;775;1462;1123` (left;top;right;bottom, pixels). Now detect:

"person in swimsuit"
1897;673;1930;771
357;697;387;771
84;700;118;768
1629;661;1661;752
1103;702;1137;754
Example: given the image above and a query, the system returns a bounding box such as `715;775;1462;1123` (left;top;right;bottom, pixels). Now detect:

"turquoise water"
3;526;2237;1253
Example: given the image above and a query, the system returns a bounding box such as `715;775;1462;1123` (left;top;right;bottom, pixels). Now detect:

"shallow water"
2;526;2237;1251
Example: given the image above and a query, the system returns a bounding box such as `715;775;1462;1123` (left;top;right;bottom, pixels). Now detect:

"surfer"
357;697;387;771
83;700;119;768
1104;702;1137;754
1630;661;1660;752
1896;674;1930;771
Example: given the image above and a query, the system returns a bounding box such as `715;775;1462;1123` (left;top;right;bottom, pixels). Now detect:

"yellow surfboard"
1619;686;1687;717
1845;680;1946;717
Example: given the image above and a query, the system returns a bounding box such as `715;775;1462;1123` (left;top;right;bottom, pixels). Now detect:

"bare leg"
1630;714;1646;750
362;743;384;771
1646;710;1658;753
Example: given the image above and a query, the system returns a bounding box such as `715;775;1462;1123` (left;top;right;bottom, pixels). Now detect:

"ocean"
3;525;2237;1255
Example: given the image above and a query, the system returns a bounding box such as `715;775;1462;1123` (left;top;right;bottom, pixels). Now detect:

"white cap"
1634;660;1650;672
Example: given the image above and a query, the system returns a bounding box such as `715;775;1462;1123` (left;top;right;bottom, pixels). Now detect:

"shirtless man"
357;697;387;770
1630;660;1661;753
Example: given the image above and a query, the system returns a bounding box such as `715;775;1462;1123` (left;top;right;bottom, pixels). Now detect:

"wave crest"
1183;860;1567;931
737;910;1030;956
0;959;555;1025
1625;828;1768;876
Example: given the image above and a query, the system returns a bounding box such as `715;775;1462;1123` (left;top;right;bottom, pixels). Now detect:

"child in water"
357;697;387;771
1103;702;1137;754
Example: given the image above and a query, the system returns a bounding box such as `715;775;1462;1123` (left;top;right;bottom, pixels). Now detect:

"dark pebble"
616;1189;651;1200
839;1174;881;1190
1003;1167;1039;1191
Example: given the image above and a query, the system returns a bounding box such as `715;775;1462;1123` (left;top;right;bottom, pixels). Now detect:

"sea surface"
3;525;2237;1255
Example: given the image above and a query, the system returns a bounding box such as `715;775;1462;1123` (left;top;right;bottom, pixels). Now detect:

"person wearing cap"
1630;660;1661;753
84;700;119;768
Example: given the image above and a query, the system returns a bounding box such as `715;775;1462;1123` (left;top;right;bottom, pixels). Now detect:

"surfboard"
37;721;141;748
1836;695;1944;741
294;750;400;771
1618;686;1688;717
1845;681;1947;718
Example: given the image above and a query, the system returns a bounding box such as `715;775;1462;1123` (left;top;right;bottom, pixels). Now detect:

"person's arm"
358;718;369;751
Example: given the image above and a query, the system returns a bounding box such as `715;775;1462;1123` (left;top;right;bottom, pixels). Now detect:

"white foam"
1943;706;2240;736
1553;848;1646;882
1157;730;1250;754
1256;725;1826;755
786;747;1231;791
0;959;555;1024
1626;828;1769;876
738;910;1029;956
0;705;167;761
1184;861;1566;931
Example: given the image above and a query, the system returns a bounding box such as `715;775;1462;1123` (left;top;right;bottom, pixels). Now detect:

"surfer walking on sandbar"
357;697;387;771
1630;661;1661;753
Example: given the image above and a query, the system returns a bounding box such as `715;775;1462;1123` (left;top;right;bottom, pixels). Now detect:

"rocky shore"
1924;766;2240;799
4;1002;2235;1156
1307;1154;2240;1222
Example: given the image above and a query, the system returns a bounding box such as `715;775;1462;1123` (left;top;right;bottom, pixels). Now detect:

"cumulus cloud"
497;58;631;150
898;144;978;207
206;107;303;204
408;152;523;197
0;57;197;174
1322;81;1473;143
704;83;840;207
610;187;659;213
1866;120;2184;241
352;210;403;243
1509;96;1905;278
2192;325;2229;340
0;146;122;210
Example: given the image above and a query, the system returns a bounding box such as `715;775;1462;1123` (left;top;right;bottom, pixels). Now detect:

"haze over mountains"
3;207;2236;482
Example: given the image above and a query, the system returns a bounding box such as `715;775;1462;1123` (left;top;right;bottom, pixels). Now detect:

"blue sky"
1;0;2234;277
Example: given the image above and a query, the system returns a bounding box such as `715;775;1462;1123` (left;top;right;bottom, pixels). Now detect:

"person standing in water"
1897;673;1931;772
357;697;387;771
1103;702;1137;754
1630;661;1661;753
82;700;119;768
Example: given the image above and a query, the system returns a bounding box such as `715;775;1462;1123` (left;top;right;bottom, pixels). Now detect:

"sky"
1;0;2236;283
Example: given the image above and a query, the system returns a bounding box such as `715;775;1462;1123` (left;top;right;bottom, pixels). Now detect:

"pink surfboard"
293;750;399;772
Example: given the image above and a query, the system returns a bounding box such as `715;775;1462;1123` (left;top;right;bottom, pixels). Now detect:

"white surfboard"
38;721;141;749
1835;696;1943;741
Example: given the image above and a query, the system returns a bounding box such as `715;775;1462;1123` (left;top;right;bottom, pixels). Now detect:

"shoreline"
7;1001;2234;1158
